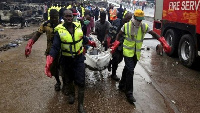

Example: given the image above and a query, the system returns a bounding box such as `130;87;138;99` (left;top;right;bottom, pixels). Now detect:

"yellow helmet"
134;9;145;20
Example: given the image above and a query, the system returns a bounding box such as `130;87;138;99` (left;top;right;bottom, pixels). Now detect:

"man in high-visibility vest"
110;9;171;104
107;12;132;81
45;9;96;113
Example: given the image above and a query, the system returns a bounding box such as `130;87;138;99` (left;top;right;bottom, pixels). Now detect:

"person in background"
43;3;48;21
117;4;124;20
106;4;112;23
58;4;66;23
94;6;100;21
109;5;117;24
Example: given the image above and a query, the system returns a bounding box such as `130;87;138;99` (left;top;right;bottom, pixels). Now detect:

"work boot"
111;74;120;81
54;82;61;91
118;83;125;92
68;94;75;104
68;83;75;104
62;84;68;95
126;95;136;104
78;86;86;113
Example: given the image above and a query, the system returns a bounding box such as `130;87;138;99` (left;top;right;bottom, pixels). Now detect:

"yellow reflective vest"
54;22;84;56
123;21;148;60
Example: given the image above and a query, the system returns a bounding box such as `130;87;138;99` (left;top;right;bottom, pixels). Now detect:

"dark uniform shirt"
38;20;58;55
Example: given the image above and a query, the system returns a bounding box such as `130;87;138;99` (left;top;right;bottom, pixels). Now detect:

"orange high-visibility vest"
109;9;117;20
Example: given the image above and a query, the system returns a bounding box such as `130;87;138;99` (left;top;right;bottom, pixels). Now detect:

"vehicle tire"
164;29;179;56
178;34;196;67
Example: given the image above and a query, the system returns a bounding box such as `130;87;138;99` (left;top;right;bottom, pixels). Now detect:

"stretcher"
84;35;112;71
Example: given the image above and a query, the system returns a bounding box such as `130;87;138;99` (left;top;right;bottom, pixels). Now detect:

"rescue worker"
110;9;171;104
106;4;112;23
108;12;132;81
25;9;62;91
44;9;96;113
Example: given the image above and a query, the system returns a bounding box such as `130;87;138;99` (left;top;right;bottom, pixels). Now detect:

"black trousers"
60;54;86;87
120;55;138;97
111;49;123;75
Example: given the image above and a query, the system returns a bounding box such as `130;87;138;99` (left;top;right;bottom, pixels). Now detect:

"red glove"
88;40;96;47
110;40;120;54
158;37;171;53
107;37;111;47
25;39;35;57
45;55;54;78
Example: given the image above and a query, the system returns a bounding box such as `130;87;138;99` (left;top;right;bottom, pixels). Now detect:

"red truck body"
153;0;200;67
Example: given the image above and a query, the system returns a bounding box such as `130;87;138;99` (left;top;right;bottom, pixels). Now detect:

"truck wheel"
164;29;179;56
178;34;196;67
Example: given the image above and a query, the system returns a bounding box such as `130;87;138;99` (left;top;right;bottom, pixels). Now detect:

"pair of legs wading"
119;55;138;104
61;54;86;113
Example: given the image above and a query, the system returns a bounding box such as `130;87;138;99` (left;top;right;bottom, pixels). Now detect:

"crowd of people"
25;1;171;113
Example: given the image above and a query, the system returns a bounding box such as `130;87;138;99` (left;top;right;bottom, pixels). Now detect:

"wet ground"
140;49;200;113
1;16;200;113
0;32;170;113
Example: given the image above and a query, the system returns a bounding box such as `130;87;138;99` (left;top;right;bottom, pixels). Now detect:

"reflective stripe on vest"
123;21;148;60
54;22;83;57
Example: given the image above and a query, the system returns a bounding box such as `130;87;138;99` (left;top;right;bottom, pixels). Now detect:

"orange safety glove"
110;40;120;54
88;40;96;47
25;39;35;57
45;55;54;78
158;37;171;53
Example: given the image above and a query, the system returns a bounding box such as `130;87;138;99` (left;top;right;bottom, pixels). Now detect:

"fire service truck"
153;0;200;67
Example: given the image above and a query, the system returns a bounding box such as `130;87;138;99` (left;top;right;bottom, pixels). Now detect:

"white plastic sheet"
84;35;112;71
